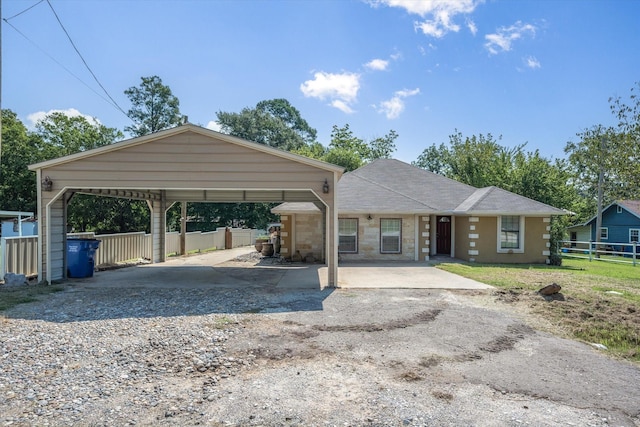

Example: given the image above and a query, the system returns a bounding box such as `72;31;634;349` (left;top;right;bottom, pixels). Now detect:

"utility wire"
3;18;123;111
45;0;129;118
5;0;44;21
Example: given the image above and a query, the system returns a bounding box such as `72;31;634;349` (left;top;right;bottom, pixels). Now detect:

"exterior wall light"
322;179;330;194
41;176;53;192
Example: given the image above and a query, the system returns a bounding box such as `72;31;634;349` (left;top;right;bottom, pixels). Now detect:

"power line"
45;0;129;118
3;19;124;112
5;0;45;21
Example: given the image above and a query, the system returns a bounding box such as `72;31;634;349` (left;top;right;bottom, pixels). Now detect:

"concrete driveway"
84;247;490;290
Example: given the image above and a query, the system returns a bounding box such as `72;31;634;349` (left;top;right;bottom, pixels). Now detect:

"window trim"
497;215;525;253
617;205;623;214
380;218;402;254
600;227;609;240
630;228;640;243
338;218;358;254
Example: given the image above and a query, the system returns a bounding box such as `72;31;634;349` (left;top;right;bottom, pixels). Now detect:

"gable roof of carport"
29;123;344;174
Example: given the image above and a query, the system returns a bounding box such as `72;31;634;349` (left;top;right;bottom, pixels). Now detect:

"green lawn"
437;258;640;362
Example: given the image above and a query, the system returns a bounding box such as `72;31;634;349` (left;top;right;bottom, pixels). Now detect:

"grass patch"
0;283;66;312
437;258;640;363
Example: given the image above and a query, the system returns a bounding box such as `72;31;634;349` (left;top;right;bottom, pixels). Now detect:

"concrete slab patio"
82;247;491;291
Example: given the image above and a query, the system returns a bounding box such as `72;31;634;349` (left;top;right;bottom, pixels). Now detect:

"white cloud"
206;120;222;132
27;108;100;128
525;56;541;69
370;0;482;38
484;21;536;55
376;87;420;119
365;58;390;71
466;19;478;36
331;100;355;114
300;71;360;113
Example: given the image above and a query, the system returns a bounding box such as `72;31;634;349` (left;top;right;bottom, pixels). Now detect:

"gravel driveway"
1;256;639;426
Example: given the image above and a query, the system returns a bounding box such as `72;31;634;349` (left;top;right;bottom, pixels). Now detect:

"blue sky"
3;0;639;163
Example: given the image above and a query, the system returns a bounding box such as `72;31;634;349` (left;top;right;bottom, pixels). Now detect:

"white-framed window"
630;229;640;243
380;218;401;254
338;218;358;253
497;215;524;253
600;227;608;240
617;205;623;214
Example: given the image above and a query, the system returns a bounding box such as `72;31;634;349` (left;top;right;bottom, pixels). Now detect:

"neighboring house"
567;200;640;252
0;211;37;238
273;159;566;264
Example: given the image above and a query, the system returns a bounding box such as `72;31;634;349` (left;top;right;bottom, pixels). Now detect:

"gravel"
1;261;639;426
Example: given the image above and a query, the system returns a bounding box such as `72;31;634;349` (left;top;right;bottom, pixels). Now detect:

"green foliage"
608;81;640;197
186;202;278;231
217;99;317;151
35;112;123;159
313;124;398;171
124;75;183;137
413;130;579;212
67;195;150;233
0;110;42;212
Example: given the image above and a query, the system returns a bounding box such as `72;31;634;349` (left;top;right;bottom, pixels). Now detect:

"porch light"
322;179;330;194
41;176;53;192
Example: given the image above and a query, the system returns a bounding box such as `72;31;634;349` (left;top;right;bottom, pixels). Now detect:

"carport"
28;123;343;286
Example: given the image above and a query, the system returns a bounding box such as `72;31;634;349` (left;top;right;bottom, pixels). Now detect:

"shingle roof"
337;159;565;215
619;200;640;218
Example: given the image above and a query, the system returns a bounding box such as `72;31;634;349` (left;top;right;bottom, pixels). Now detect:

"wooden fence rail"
560;240;638;266
1;228;259;279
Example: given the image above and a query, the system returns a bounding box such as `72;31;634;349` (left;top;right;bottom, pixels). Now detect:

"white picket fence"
0;228;259;279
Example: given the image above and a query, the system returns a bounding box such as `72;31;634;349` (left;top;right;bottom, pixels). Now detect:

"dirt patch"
313;309;442;333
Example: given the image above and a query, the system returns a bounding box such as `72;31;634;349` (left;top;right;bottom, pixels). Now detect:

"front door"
436;216;451;255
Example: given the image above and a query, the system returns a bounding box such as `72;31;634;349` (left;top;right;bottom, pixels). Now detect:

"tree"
34;112;123;160
609;82;640;196
32;112;151;233
216;98;317;151
0;110;42;212
414;130;581;258
124;76;183;137
316;124;398;171
413;131;519;189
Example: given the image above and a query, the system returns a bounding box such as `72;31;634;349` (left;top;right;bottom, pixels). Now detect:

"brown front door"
436;216;451;255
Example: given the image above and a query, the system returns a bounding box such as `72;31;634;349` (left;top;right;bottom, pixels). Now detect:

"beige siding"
456;216;550;264
42;132;333;194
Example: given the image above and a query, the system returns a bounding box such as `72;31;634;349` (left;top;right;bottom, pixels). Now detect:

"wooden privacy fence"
1;228;259;279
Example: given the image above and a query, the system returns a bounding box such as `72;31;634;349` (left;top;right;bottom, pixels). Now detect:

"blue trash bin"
67;239;100;278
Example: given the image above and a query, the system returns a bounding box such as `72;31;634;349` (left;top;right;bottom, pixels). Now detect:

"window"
380;218;401;253
600;227;608;240
630;229;640;243
617;205;623;214
338;218;358;253
498;215;524;253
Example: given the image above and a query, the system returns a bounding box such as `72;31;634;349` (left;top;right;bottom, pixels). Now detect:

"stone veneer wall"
277;213;324;262
339;214;416;261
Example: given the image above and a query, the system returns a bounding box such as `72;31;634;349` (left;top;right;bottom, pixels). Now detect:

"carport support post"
180;202;187;256
327;200;338;287
148;193;168;264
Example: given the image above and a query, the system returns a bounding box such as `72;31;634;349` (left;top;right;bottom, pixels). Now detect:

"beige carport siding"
28;124;344;286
